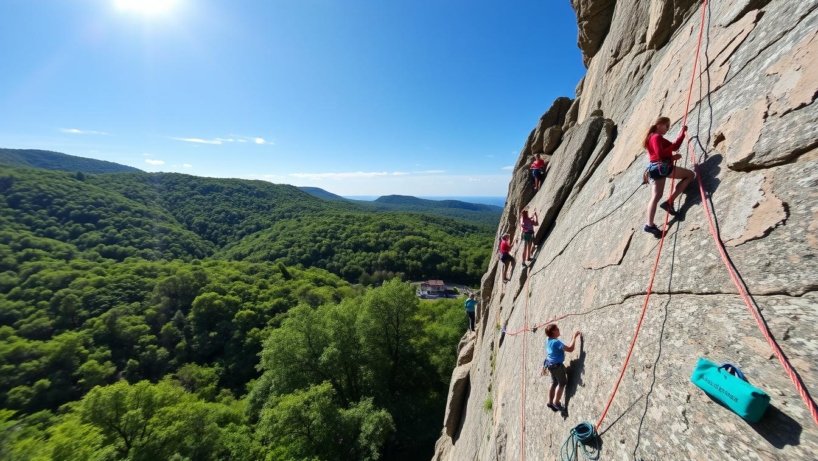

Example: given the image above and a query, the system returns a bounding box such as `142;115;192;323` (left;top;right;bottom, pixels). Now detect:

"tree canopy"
0;163;478;460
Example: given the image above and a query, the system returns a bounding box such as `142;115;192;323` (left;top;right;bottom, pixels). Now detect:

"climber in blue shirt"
464;293;478;332
541;323;581;413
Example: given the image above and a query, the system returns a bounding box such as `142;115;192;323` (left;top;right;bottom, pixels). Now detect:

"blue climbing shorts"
647;162;674;180
531;168;545;182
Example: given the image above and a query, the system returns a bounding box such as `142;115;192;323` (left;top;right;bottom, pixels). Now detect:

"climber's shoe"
556;403;567;413
547;403;559;412
643;223;661;237
659;201;678;216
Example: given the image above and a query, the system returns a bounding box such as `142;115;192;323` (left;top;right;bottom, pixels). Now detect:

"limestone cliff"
434;0;818;459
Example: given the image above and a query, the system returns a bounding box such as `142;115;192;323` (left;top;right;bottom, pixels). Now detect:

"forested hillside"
0;164;492;284
0;167;214;260
0;148;141;174
0;160;490;460
220;212;489;285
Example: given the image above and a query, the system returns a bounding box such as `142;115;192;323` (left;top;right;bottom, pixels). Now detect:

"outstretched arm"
563;331;582;352
670;125;688;151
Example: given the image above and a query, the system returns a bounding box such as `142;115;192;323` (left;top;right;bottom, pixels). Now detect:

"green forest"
0;160;490;460
0;166;492;285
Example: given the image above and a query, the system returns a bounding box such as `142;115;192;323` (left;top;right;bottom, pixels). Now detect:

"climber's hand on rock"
682;125;688;133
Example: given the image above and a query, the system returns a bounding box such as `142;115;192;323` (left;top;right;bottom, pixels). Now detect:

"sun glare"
115;0;178;15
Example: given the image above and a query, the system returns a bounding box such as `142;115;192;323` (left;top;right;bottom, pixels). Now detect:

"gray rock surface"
443;362;471;438
434;1;818;459
571;0;617;66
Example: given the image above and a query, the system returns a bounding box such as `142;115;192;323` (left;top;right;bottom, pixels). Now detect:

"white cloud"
182;163;193;168
145;159;165;166
415;169;445;174
172;137;223;145
171;135;273;145
60;128;108;135
501;165;514;170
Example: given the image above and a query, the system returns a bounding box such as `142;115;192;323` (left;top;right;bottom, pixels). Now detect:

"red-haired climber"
643;116;694;236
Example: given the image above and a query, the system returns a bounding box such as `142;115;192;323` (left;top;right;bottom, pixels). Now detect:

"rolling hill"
298;186;349;201
0;148;141;173
0;157;493;285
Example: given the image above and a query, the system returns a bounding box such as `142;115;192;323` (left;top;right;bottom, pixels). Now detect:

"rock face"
434;1;818;459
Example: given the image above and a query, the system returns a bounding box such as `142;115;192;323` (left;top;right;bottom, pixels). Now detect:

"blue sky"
0;0;584;196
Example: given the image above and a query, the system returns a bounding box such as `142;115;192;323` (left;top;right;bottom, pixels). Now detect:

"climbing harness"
559;422;600;461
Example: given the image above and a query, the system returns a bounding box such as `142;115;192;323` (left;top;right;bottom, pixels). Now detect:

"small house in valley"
417;280;448;298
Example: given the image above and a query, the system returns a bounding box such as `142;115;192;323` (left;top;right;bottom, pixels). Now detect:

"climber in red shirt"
499;233;515;282
530;154;546;191
643;116;694;236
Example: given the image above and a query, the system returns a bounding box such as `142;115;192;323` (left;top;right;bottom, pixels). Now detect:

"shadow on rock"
668;153;723;228
749;404;802;449
452;379;471;442
702;396;802;449
564;339;587;412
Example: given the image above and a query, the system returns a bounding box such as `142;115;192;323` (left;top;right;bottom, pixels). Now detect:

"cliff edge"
434;0;818;459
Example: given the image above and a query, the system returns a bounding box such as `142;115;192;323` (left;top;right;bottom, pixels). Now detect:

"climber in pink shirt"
643;116;694;236
519;208;539;265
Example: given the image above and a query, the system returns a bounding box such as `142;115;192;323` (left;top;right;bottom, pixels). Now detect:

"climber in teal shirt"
464;293;478;332
541;323;581;413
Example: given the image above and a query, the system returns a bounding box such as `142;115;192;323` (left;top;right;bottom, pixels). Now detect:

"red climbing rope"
684;24;818;428
505;312;571;337
691;159;818;426
595;0;709;432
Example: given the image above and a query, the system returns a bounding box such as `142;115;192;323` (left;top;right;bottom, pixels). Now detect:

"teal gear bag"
690;357;770;423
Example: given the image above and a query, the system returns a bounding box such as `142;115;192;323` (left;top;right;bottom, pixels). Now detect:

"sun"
114;0;178;16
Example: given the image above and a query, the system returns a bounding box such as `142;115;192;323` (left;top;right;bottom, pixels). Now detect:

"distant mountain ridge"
299;187;503;212
297;186;348;201
0;148;142;173
299;187;503;228
373;194;502;212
